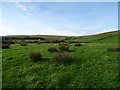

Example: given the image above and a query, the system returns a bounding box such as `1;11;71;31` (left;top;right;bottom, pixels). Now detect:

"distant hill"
68;30;119;43
2;30;119;42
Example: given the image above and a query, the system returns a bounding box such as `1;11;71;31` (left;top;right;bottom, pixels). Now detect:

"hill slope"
68;30;119;43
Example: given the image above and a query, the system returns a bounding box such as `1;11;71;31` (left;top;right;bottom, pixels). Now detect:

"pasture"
2;30;119;88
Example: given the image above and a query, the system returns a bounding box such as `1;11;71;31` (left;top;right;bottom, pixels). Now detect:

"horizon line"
1;30;119;37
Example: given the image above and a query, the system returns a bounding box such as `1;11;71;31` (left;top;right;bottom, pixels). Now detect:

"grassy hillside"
3;35;67;41
67;30;119;43
2;30;119;88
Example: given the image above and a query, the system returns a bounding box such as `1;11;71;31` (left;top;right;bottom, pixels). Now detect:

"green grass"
2;42;119;88
68;34;108;42
94;35;119;43
4;35;67;41
67;30;119;43
2;30;119;88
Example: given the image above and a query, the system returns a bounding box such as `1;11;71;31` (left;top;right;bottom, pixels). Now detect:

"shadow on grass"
68;50;75;52
57;49;75;53
42;57;50;61
29;57;50;63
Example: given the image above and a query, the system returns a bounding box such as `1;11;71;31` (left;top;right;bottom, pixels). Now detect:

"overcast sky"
0;2;118;36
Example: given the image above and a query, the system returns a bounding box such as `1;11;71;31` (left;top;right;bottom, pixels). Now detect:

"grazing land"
2;30;120;88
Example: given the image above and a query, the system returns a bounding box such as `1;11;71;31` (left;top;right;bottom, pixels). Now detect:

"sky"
0;2;118;36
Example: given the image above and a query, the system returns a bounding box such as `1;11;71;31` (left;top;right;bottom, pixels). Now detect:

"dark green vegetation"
58;43;69;51
52;52;73;65
2;30;120;88
1;44;10;49
48;47;58;53
75;43;82;46
29;50;42;62
107;47;120;52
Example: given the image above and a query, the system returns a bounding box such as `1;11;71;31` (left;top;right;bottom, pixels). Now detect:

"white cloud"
18;5;28;11
14;2;34;16
14;2;29;11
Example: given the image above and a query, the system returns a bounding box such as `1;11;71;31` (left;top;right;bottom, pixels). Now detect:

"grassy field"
67;30;119;43
2;30;119;88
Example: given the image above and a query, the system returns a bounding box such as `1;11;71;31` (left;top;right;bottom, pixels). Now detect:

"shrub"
2;40;15;44
20;42;27;46
75;43;82;46
107;47;114;52
70;41;78;43
29;50;42;62
33;41;38;43
21;43;27;46
115;47;120;51
2;44;10;49
58;43;69;51
58;45;69;51
48;47;58;53
52;53;73;65
37;42;41;44
107;47;120;52
52;40;60;43
59;43;68;46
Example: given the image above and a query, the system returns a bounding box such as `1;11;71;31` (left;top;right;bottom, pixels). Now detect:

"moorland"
1;30;120;88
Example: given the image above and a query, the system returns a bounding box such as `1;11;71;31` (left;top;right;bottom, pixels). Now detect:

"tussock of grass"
58;43;69;51
2;44;10;49
48;47;58;53
52;52;73;65
107;47;120;52
75;43;82;46
29;50;42;62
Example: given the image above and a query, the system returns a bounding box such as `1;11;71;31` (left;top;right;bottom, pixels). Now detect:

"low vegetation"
75;43;82;46
52;52;73;65
2;30;119;88
48;47;58;53
58;43;69;51
19;40;27;46
29;50;42;62
2;44;10;49
20;43;27;46
107;47;120;52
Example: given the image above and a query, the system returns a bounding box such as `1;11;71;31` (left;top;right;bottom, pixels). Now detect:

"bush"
59;43;68;46
20;42;27;46
107;47;120;52
33;41;38;43
52;53;73;65
48;47;58;53
29;50;42;62
70;41;78;43
58;43;69;51
2;40;15;44
2;44;10;49
58;45;69;51
115;47;120;51
37;42;41;44
52;40;60;43
75;43;82;46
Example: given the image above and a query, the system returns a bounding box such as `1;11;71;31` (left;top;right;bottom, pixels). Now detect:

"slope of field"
2;30;119;88
94;35;119;43
68;30;119;43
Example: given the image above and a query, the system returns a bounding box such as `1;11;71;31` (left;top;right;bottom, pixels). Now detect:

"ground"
2;30;119;88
